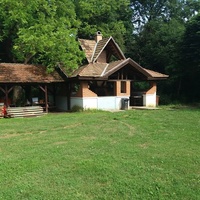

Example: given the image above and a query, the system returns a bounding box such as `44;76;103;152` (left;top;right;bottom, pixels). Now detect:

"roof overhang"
0;63;66;84
103;58;168;80
68;76;108;81
69;58;169;81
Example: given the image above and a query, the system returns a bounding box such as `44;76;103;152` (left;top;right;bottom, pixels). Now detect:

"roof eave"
68;76;108;81
0;80;65;85
147;76;169;81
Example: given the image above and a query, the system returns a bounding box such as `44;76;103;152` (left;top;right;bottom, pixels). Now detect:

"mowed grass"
0;107;200;200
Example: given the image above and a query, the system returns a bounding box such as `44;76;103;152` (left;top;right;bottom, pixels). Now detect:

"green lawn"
0;107;200;199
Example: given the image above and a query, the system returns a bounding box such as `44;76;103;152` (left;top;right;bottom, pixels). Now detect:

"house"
0;32;168;113
56;31;168;111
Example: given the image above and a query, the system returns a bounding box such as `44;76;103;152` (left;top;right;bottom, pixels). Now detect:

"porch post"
53;84;56;107
5;85;9;107
67;82;71;111
0;85;14;106
45;85;48;113
0;86;6;103
39;84;48;113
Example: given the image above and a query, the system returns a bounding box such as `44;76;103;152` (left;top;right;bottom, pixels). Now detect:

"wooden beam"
39;85;48;113
5;85;9;107
67;83;71;111
0;85;13;94
0;86;5;93
45;85;48;113
39;85;45;93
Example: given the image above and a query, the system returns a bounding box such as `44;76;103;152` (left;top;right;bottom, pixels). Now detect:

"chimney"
95;31;102;43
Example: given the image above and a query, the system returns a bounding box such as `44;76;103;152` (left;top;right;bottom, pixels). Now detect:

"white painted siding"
143;93;156;107
70;96;129;110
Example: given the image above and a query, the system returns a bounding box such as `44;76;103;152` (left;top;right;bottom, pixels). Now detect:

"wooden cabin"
61;31;168;110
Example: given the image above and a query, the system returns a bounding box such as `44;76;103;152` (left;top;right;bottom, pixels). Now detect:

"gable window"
121;81;126;93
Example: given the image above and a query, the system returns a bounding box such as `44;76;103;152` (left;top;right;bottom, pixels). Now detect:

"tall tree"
131;0;200;32
179;13;200;101
131;19;185;72
74;0;133;51
129;0;200;102
0;0;84;73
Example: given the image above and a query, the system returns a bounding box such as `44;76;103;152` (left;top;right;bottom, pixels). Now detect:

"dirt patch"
119;121;135;136
53;141;68;145
138;143;149;149
63;123;82;129
0;133;19;139
81;136;96;141
39;130;47;134
0;131;37;139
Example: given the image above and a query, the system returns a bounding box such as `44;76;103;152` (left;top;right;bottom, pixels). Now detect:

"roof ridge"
91;41;98;63
103;59;126;77
100;63;109;77
93;37;112;63
109;37;126;59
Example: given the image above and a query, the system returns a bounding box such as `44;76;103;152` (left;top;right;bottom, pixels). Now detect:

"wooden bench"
6;106;45;118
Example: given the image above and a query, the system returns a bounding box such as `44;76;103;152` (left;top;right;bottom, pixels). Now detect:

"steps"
6;106;45;118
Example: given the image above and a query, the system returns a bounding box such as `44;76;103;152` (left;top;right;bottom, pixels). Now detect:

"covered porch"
0;63;66;116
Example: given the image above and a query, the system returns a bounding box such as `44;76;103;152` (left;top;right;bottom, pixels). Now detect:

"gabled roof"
78;39;96;63
92;37;126;62
79;37;126;63
71;58;168;80
77;33;168;81
0;63;65;83
103;58;168;80
71;63;108;77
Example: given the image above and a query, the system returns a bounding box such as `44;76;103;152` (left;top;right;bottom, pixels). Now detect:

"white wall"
70;97;97;110
143;93;156;107
70;96;129;110
98;97;116;110
55;94;157;111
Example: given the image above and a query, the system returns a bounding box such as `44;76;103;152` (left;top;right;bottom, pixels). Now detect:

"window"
121;81;126;93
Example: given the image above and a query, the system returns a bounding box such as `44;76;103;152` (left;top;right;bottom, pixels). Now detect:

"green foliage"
0;109;200;199
0;0;84;72
131;0;200;32
179;13;200;101
71;105;84;112
181;13;200;68
130;0;200;72
130;0;200;102
131;19;185;73
74;0;133;50
133;81;150;91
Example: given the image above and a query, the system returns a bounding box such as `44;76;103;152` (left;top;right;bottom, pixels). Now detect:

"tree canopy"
74;0;133;51
0;0;84;73
179;13;200;101
129;0;200;102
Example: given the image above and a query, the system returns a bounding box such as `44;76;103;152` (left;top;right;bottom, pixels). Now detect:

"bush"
71;105;84;112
